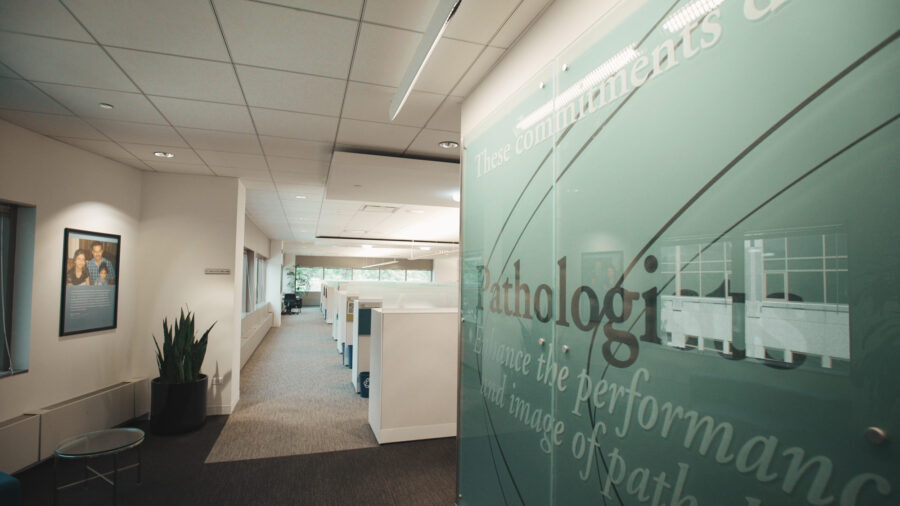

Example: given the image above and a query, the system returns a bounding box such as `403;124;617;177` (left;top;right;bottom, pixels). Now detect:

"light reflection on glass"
659;231;850;369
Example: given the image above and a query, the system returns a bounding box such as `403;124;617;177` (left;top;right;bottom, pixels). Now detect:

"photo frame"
59;228;121;336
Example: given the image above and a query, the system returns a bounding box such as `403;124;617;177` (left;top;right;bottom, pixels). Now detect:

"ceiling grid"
0;0;552;254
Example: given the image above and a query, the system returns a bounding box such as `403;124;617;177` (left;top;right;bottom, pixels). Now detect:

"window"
295;265;435;289
353;268;379;281
242;249;252;313
406;270;432;282
0;203;35;378
379;269;405;282
761;233;847;304
324;268;352;282
660;242;733;297
256;255;266;307
1;205;16;374
295;267;324;293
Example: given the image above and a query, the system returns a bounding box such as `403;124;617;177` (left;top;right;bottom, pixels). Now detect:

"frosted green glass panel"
459;1;899;505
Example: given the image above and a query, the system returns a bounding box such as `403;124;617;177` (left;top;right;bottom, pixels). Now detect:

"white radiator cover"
0;414;40;473
0;378;148;472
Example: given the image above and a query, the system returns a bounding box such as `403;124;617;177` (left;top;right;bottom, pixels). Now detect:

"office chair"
282;293;302;314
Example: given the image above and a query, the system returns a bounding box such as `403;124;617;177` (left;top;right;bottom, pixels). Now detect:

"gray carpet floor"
205;309;379;463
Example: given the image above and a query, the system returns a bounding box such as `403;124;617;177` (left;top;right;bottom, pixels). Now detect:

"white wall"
244;215;270;259
267;239;283;327
0;119;142;422
135;173;244;415
433;254;460;283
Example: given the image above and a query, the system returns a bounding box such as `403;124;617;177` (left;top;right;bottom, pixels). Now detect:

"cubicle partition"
322;282;336;324
368;308;459;444
328;282;458;386
319;282;328;319
334;291;358;355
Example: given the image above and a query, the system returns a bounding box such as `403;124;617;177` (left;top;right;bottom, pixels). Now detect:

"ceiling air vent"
361;204;399;213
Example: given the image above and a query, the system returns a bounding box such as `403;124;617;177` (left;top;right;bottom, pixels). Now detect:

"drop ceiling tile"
150;96;254;133
250;108;338;142
209;165;270;179
259;136;332;161
267;156;329;173
491;0;552;48
107;48;244;103
179;128;262;154
362;0;437;31
0;33;136;91
109;157;151;170
335;119;419;152
282;209;317;219
35;83;167;124
236;65;344;116
426;96;462;132
0;78;70;114
277;184;324;197
118;143;204;164
0;0;92;42
199;151;268;170
342;82;442;127
451;46;504;97
443;0;519;45
86;118;188;146
146;161;215;175
349;24;420;88
241;179;277;191
66;0;229;61
214;0;357;78
0;110;105;139
258;0;364;19
52;137;135;159
406;128;460;160
271;170;327;186
414;37;482;95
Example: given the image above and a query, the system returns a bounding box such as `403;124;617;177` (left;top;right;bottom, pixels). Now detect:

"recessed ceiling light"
451;191;460;202
361;244;372;249
99;102;114;109
295;195;307;199
154;151;174;158
438;140;459;149
419;246;432;251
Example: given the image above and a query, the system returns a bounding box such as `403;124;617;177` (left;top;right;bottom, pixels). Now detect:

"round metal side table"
53;427;144;505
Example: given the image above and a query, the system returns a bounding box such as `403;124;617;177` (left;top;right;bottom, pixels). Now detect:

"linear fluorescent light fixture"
389;0;462;120
362;260;399;269
515;44;639;131
662;0;724;32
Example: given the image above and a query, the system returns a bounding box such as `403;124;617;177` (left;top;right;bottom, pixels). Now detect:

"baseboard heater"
0;378;149;474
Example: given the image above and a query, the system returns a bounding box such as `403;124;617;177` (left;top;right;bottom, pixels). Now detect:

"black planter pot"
150;374;208;435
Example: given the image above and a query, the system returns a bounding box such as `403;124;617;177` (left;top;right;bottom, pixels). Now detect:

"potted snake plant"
150;308;215;435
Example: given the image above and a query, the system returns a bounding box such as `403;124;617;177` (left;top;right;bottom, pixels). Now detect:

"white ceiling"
0;0;551;255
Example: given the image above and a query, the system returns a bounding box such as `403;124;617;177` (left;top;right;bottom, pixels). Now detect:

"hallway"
206;310;378;462
16;309;457;505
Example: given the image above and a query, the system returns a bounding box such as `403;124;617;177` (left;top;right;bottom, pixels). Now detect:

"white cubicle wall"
368;308;459;444
328;281;457;344
322;282;335;324
328;282;458;370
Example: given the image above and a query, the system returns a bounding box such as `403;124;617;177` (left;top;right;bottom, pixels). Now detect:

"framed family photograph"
59;228;121;336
